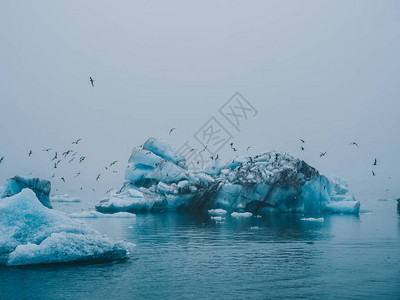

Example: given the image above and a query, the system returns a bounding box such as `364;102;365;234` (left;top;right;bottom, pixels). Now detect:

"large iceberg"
96;138;359;216
0;189;133;266
0;176;52;208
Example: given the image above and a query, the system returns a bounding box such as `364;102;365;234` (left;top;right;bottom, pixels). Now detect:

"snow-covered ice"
96;138;360;216
211;216;225;221
0;189;134;266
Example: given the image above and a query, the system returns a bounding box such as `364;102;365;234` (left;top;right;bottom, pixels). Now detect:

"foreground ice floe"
96;138;360;216
0;176;52;208
301;217;324;222
50;194;81;203
0;189;134;266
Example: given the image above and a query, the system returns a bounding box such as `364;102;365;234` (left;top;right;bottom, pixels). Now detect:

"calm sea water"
1;198;399;299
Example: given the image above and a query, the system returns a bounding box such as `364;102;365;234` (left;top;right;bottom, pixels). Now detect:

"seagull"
69;157;76;163
42;148;52;152
373;158;377;166
106;188;113;194
113;170;118;173
74;171;81;178
0;156;4;164
169;128;176;136
90;77;94;87
54;162;58;169
96;174;101;181
230;143;237;152
51;152;58;161
28;150;33;157
61;177;65;182
372;170;376;176
247;146;252;151
320;152;327;157
51;173;55;179
215;154;219;160
301;147;304;151
110;160;118;167
79;156;86;163
199;145;207;153
349;142;359;147
300;139;305;143
72;139;82;145
62;150;73;157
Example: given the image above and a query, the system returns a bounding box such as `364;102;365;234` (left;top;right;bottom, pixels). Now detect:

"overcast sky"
1;1;399;204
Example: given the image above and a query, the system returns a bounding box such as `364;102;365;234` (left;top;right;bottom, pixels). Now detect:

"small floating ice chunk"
70;210;136;218
211;216;225;221
301;217;324;222
231;212;253;218
250;226;259;230
208;208;227;215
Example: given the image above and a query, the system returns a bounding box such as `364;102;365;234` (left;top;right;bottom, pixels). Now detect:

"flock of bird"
0;136;120;192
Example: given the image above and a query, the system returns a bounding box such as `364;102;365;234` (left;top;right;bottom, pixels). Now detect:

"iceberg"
0;189;133;266
50;194;81;203
0;176;52;208
96;138;359;216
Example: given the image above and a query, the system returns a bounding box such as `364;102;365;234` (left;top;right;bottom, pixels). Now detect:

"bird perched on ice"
89;77;94;87
320;152;327;157
169;128;176;136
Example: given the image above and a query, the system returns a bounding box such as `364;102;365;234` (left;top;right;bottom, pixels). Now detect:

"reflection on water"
1;200;399;299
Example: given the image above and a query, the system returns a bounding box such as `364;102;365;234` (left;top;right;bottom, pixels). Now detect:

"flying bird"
320;152;327;157
96;174;101;181
113;170;118;173
90;77;94;87
301;147;304;151
372;170;376;176
373;158;377;166
79;156;86;163
69;157;76;163
106;188;113;194
0;156;4;164
51;173;55;179
349;142;359;147
75;171;81;178
247;146;252;151
230;143;237;152
199;145;207;153
42;148;52;152
62;150;73;157
300;139;305;143
72;139;82;145
28;150;33;157
169;128;176;136
51;152;58;161
61;177;65;182
110;160;118;167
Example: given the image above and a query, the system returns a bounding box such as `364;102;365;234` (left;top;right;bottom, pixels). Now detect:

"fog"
1;1;399;204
